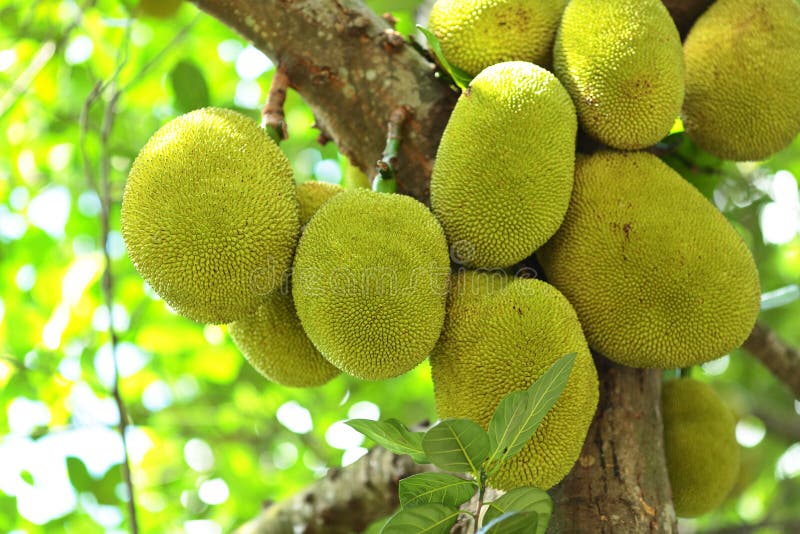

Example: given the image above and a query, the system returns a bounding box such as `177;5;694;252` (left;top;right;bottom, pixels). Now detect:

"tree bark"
187;1;733;532
190;0;457;203
550;357;676;533
235;447;435;533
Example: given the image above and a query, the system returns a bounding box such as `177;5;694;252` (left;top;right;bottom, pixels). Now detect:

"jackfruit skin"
138;0;182;19
682;0;800;161
427;0;568;76
430;270;598;490
553;0;684;149
230;289;340;387
538;151;760;368
430;62;577;269
662;379;739;517
292;189;450;380
296;181;344;226
122;107;300;324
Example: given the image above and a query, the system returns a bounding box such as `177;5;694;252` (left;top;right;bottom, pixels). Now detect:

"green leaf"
66;456;93;492
399;473;477;508
381;503;461;534
478;511;537;534
19;470;34;485
422;419;489;475
94;464;123;504
415;25;473;90
169;60;210;112
483;487;552;534
346;419;428;463
486;353;576;471
761;284;800;311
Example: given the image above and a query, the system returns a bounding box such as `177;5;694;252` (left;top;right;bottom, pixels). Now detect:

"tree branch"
743;323;800;399
190;0;457;203
234;446;434;534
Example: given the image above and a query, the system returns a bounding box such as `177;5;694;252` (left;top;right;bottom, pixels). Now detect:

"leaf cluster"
348;353;576;533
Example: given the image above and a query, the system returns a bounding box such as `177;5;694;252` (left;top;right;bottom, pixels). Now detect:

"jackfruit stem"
373;106;409;192
262;63;289;142
474;469;487;533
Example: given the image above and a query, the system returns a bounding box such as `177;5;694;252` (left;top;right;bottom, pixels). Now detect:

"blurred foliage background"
0;1;798;532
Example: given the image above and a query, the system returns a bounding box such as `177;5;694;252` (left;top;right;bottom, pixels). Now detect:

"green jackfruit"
682;0;800;161
662;379;739;517
538;151;760;368
431;61;576;269
430;270;598;490
553;0;684;149
122;107;299;324
341;159;371;190
230;289;340;387
427;0;568;76
292;189;450;380
296;181;344;226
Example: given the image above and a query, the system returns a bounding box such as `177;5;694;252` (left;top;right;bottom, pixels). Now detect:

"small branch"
79;16;140;532
743;323;800;399
374;106;410;190
261;63;290;142
234;446;435;534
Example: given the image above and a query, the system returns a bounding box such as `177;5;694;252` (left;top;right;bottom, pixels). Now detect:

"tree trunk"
187;1;723;532
550;357;676;533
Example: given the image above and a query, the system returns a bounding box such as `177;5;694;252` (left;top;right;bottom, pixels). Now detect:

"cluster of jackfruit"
121;0;795;504
422;0;787;499
123;107;451;386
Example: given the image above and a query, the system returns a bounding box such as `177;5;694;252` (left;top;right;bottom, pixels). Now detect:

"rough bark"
550;357;676;533
743;323;800;399
235;446;435;533
187;1;735;532
190;0;458;203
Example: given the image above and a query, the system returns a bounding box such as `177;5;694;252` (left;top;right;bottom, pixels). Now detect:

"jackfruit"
229;181;342;387
427;0;569;76
230;289;340;387
682;0;800;161
430;61;577;270
342;160;371;190
122;107;299;324
430;270;598;490
296;181;344;226
138;0;182;19
553;0;684;149
292;189;450;380
662;379;739;517
537;151;760;368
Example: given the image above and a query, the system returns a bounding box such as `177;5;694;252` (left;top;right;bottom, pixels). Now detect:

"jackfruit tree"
2;1;800;533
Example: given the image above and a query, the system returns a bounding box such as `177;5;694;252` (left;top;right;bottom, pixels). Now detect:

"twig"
743;323;800;399
375;106;410;187
261;63;290;142
78;13;140;533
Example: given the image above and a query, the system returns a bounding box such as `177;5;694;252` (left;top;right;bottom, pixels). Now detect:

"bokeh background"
0;1;798;532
